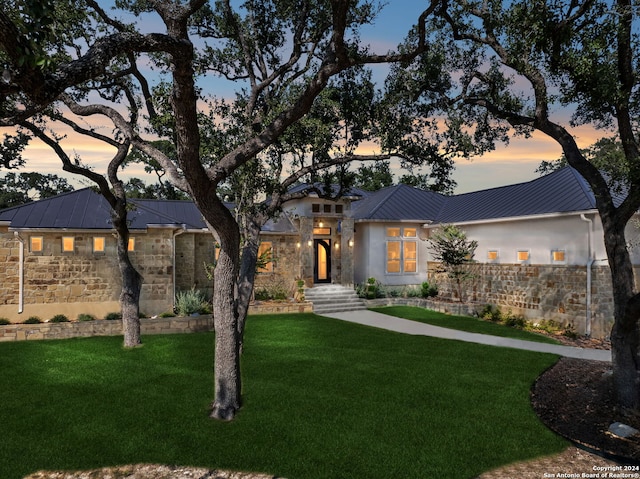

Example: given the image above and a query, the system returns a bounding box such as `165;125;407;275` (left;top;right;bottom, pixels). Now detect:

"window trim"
30;236;44;253
516;250;530;263
551;249;566;264
487;249;499;262
93;236;106;253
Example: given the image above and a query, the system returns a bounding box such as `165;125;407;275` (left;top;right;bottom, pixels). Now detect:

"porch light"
296;242;301;248
307;240;312;247
348;239;354;247
335;242;339;250
319;221;324;228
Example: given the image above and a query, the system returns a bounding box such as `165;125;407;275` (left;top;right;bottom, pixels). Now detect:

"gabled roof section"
285;182;370;199
351;183;447;221
436;167;597;223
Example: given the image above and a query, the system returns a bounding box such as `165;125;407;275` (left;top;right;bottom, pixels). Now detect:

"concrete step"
306;285;366;314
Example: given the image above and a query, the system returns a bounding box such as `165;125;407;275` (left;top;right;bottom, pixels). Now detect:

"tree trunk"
112;209;142;348
236;218;262;350
210;234;242;420
604;218;640;409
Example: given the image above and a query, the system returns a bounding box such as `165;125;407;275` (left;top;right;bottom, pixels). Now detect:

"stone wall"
253;234;301;296
0;228;177;322
427;262;616;338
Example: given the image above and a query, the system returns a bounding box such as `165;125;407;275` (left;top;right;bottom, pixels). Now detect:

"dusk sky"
5;1;606;195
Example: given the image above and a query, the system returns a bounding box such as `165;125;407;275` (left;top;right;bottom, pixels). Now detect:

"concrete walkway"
324;309;612;362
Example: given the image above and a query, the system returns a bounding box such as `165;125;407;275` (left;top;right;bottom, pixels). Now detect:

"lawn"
0;313;567;479
370;305;561;344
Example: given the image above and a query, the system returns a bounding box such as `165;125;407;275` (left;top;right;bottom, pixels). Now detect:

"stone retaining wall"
0;301;312;342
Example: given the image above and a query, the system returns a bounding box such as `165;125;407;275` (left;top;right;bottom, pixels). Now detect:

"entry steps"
305;284;366;314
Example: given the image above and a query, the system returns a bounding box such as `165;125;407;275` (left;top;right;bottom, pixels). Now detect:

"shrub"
502;310;526;329
0;318;11;325
421;281;438;298
104;312;121;321
175;287;209;316
562;323;579;339
159;311;176;318
23;316;42;324
387;288;401;298
50;314;70;323
479;304;502;322
253;275;289;301
405;286;421;298
77;314;95;322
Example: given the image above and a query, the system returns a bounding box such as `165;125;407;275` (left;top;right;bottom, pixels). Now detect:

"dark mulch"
531;357;640;463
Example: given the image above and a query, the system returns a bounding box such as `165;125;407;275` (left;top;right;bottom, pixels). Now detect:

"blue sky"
5;0;602;194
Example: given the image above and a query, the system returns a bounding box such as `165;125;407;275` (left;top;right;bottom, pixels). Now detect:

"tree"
353;160;394;191
0;0;447;420
405;0;640;409
0;171;73;208
427;224;477;302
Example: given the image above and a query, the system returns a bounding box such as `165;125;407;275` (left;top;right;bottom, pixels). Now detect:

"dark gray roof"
285;182;370;199
0;188;296;233
351;183;447;221
352;167;607;224
436;167;597;223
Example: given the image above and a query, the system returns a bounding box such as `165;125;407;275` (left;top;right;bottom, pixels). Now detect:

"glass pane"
404;242;417;272
404;228;417;237
317;243;328;280
387;227;401;237
487;250;498;260
517;251;529;261
128;238;136;252
258;242;273;272
62;236;74;252
30;237;43;252
387;241;401;273
93;237;105;252
552;250;565;262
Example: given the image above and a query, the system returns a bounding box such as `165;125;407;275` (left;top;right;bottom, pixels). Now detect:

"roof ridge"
566;167;597;208
129;199;192;225
365;184;405;218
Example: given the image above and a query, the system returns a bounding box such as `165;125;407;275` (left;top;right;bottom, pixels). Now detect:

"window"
517;250;530;262
386;241;401;273
386;227;401;237
30;236;43;253
93;237;106;253
257;241;274;273
312;203;320;213
313;227;331;235
552;250;566;263
487;250;499;261
335;205;343;214
404;241;417;272
62;236;75;252
128;237;136;252
323;204;332;213
404;228;417;238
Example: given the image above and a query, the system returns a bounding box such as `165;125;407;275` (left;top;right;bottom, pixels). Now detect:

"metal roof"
351;183;447;221
0;188;297;233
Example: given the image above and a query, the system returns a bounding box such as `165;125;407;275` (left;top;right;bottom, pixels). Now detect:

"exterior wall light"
296;242;301;248
348;239;354;247
335;242;340;249
307;240;312;247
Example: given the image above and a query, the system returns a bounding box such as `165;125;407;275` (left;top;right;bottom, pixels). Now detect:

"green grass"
370;306;561;344
0;313;566;479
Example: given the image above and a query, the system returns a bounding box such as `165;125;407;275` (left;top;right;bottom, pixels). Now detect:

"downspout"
14;232;24;314
172;225;187;311
580;214;594;337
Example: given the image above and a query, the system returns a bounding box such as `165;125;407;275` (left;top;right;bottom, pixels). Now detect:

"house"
0;167;634;338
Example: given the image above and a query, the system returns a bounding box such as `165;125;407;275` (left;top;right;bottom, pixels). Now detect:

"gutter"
580;214;595;337
13;232;24;314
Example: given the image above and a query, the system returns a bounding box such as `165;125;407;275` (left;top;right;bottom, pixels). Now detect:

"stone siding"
427;262;616;338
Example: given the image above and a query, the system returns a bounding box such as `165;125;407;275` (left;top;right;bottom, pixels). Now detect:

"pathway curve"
324;310;611;362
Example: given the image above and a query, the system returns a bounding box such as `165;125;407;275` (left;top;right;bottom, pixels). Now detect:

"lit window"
552;250;566;263
30;236;43;253
404;228;417;238
386;241;401;273
387;227;401;237
313;227;331;235
517;250;530;262
62;236;75;252
404;242;417;273
257;242;273;273
93;237;106;253
128;238;135;252
487;250;499;261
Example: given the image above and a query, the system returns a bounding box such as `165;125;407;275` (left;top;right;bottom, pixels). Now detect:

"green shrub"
387;288;401;298
104;312;121;321
562;323;579;339
0;318;11;325
405;286;421;298
479;304;502;322
421;281;438;298
502;310;526;329
23;316;42;324
159;311;176;318
77;314;95;322
50;314;70;323
175;287;209;316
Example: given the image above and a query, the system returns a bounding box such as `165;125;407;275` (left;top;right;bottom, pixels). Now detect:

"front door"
314;239;331;283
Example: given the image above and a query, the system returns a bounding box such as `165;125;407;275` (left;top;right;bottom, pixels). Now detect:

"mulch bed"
531;357;640;463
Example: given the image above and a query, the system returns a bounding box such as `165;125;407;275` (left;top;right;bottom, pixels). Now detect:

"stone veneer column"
340;218;354;286
299;216;314;286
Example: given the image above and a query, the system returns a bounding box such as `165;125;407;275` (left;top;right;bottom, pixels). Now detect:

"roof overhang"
422;209;599;228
